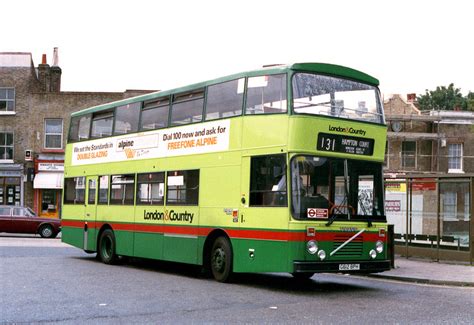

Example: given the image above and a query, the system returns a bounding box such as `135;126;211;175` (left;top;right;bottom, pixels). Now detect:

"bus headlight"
318;250;326;261
375;241;384;254
369;249;377;259
307;240;318;254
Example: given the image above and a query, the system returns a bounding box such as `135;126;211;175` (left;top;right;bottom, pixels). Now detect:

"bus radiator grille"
332;234;364;257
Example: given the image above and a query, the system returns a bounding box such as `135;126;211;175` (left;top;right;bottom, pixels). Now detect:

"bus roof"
71;62;379;117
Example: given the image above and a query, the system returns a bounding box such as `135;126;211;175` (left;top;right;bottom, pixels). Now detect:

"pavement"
368;256;474;287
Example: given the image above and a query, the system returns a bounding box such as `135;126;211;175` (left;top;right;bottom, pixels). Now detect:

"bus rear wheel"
98;229;118;265
210;237;233;282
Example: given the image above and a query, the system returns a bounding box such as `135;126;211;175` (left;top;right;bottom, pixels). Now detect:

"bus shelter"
384;174;473;265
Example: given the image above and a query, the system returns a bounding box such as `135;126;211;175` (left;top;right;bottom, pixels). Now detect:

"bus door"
84;176;98;252
238;154;290;272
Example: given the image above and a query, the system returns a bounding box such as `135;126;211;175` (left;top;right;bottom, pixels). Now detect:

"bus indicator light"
379;229;386;237
307;227;315;237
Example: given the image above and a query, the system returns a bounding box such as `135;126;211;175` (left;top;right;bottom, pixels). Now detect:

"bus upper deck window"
91;111;114;138
114;103;141;135
246;74;287;115
69;115;91;142
206;79;244;121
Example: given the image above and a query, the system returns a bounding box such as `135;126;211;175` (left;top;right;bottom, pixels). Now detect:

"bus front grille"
332;234;363;257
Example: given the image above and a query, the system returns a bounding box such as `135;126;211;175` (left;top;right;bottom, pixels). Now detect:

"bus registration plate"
339;263;360;271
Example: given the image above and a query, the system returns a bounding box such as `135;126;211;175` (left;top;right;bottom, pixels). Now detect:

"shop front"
33;161;63;219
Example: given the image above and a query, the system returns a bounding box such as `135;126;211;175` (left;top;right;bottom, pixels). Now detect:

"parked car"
0;205;61;238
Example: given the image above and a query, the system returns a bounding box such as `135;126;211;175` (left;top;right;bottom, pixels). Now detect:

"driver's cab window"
249;154;287;207
291;157;331;219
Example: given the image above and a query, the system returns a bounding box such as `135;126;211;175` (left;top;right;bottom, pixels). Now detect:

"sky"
3;0;473;96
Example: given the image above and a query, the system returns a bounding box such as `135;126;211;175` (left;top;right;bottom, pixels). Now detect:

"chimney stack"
37;49;62;92
38;54;51;92
50;47;61;92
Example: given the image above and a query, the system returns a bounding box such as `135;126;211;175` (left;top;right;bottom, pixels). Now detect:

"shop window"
246;74;287;115
137;172;165;205
64;177;85;204
41;190;58;215
0;132;13;161
166;170;199;205
44;119;63;149
0;88;15;112
205;79;244;120
250;154;287;207
0;177;21;205
110;175;135;205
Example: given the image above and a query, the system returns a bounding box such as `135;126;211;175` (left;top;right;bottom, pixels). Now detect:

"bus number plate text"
339;263;360;271
317;133;374;156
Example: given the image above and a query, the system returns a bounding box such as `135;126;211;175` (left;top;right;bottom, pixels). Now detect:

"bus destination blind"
317;132;374;156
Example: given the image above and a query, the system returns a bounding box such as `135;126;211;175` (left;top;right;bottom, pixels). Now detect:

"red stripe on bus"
61;220;385;242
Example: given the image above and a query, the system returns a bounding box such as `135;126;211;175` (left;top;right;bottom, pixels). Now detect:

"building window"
442;192;457;221
448;143;463;173
401;141;416;168
0;88;15;112
0;132;14;161
44;119;63;149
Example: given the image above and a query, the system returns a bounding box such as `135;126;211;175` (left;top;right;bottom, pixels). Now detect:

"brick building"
0;50;153;218
384;94;473;261
384;94;474;175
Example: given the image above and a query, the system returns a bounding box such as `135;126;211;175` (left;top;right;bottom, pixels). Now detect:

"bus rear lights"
318;250;326;261
369;249;377;259
375;240;384;253
307;240;318;254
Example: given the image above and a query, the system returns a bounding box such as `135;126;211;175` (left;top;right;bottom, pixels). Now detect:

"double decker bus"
61;63;390;282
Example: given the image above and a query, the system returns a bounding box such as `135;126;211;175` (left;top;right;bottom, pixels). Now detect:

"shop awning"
33;172;64;189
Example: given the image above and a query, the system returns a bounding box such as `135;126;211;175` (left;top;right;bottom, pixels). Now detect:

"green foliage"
417;84;471;111
467;92;474;111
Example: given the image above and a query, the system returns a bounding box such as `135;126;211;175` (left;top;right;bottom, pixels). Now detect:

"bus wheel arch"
204;230;234;282
203;229;233;282
97;225;118;265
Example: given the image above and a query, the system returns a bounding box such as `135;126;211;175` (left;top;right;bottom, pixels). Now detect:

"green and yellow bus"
61;63;390;282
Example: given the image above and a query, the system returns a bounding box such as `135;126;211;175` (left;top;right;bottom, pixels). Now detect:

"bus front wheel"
210;237;233;282
98;229;118;265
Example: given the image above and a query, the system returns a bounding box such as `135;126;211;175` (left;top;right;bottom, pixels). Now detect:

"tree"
467;92;474;111
417;83;468;111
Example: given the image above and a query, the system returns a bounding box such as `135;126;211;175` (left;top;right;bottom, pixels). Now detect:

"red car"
0;205;61;238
